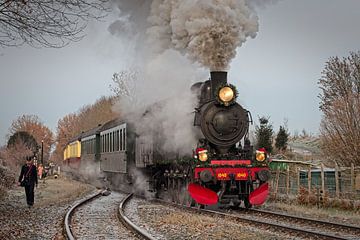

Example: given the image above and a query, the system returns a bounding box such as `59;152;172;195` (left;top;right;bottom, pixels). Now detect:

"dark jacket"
19;164;38;185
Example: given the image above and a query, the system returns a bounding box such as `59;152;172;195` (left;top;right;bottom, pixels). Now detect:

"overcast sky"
0;0;359;145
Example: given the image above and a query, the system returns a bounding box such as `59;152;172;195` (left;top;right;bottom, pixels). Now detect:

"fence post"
297;167;301;195
351;163;355;196
286;165;290;196
274;168;280;200
335;162;340;198
321;163;325;198
308;166;312;195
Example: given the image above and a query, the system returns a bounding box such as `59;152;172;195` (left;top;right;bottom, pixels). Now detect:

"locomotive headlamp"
199;151;208;162
196;148;208;162
219;87;234;103
217;84;238;106
256;148;267;162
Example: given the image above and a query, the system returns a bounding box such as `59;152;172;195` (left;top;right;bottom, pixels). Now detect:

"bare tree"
318;51;360;166
1;141;33;170
110;69;138;103
0;0;110;48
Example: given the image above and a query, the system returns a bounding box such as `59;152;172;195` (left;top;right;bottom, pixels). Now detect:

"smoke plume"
147;0;258;71
110;0;259;70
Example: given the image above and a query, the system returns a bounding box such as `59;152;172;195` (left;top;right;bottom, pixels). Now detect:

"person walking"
18;157;38;208
38;164;44;180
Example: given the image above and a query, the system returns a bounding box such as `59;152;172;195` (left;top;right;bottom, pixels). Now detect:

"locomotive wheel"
231;203;240;210
171;178;176;203
185;193;196;207
176;178;182;204
195;202;205;209
244;197;252;209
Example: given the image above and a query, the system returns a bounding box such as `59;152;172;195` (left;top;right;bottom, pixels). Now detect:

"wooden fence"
269;160;360;201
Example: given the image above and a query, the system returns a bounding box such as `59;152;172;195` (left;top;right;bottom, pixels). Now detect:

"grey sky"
0;0;359;145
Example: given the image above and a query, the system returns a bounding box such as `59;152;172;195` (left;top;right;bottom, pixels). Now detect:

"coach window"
102;135;105;153
104;134;107;152
107;133;110;152
105;134;107;153
116;130;119;151
105;134;108;152
123;128;126;151
112;131;115;152
103;135;105;153
114;131;116;151
102;135;104;153
109;133;111;152
120;129;123;151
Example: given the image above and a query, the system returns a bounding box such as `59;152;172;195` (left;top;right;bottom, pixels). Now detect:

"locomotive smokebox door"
200;103;249;153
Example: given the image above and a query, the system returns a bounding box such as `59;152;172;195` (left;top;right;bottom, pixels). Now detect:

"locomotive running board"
188;183;218;205
249;183;269;205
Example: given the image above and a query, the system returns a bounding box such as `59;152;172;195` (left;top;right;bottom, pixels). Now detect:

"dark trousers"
24;183;35;206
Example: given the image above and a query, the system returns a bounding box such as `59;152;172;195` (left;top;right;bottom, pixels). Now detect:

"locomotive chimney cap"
210;71;227;99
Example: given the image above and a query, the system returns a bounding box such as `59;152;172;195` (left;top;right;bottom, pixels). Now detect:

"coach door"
135;135;153;168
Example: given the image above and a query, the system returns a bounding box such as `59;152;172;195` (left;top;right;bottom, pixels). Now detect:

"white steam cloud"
112;50;205;155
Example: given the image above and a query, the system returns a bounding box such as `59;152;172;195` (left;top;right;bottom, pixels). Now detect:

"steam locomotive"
63;71;270;208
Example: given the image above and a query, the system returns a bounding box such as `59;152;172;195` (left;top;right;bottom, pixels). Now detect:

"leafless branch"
0;0;110;48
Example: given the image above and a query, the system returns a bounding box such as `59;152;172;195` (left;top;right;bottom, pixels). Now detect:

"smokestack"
210;71;227;98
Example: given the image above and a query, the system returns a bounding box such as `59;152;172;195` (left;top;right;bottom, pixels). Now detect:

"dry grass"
262;199;360;226
139;205;281;240
34;176;95;207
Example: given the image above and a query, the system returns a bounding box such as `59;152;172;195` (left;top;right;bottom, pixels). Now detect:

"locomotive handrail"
247;110;253;125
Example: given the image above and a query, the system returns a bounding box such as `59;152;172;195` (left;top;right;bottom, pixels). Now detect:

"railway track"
154;199;360;239
64;190;147;240
118;193;156;240
241;208;360;240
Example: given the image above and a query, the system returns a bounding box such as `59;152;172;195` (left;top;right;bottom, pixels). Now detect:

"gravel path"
0;176;94;240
